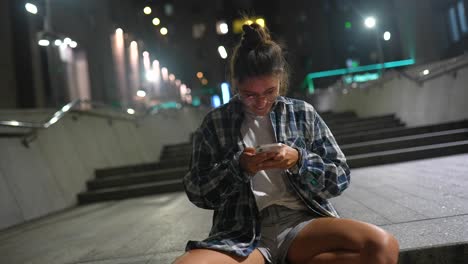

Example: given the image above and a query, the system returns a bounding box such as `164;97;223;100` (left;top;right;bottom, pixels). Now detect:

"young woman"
174;23;399;264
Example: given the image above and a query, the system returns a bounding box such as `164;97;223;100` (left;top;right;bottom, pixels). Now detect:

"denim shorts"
257;205;321;264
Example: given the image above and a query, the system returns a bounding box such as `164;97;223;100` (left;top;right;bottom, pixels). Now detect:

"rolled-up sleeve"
294;112;351;199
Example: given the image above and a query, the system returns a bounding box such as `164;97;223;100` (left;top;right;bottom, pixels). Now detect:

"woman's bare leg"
173;248;265;264
287;217;399;264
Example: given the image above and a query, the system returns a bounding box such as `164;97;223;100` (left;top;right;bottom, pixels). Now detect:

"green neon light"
304;58;415;94
307;78;314;94
150;101;182;111
344;73;380;84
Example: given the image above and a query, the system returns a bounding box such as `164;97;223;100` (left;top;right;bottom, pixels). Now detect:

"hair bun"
241;24;263;49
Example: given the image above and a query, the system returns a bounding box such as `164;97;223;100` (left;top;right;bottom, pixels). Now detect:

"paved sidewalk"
0;154;467;264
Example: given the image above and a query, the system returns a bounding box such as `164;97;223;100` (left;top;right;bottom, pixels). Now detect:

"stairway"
77;112;468;204
77;145;190;204
341;120;468;168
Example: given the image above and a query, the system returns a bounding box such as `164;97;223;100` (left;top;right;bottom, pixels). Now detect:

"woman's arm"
183;122;248;210
292;111;351;199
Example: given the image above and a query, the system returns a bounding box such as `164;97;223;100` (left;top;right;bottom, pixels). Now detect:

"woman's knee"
172;248;264;264
363;229;399;264
172;250;214;264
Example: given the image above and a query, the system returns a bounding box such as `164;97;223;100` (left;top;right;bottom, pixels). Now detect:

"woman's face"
238;75;280;116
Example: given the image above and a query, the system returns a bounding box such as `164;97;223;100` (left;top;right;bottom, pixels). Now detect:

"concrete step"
156;157;190;169
342;129;468;156
333;121;405;137
327;114;397;127
347;140;468;168
336;120;468;145
163;142;195;152
95;157;190;179
398;243;468;264
161;145;192;158
320;111;357;119
87;167;187;190
95;162;159;178
0;132;28;137
77;179;183;204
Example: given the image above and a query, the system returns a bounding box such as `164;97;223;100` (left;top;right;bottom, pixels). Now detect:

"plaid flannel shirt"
183;95;350;257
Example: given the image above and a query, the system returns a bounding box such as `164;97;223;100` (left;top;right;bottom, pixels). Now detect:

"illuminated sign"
302;58;415;94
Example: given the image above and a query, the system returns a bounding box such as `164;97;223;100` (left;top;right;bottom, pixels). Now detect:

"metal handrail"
403;53;468;84
0;99;142;127
359;54;468;90
0;99;146;147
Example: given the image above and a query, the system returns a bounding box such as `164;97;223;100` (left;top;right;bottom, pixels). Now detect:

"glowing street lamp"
364;16;376;28
143;6;152;15
218;46;228;59
137;90;147;97
152;18;161;26
383;31;391;41
25;3;38;14
38;39;50;46
364;16;384;68
216;21;228;34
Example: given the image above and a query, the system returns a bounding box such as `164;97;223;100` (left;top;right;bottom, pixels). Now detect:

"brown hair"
230;23;289;94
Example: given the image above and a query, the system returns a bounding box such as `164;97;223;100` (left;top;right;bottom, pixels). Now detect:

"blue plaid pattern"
183;95;350;257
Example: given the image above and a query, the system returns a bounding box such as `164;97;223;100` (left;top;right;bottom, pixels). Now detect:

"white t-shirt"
241;111;306;211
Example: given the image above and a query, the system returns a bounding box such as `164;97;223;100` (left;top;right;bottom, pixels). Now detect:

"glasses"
239;90;278;105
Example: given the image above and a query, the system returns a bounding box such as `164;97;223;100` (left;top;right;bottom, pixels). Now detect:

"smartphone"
255;143;282;153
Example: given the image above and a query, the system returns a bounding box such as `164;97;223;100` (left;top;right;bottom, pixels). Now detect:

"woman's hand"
260;144;299;170
240;144;299;175
240;147;277;175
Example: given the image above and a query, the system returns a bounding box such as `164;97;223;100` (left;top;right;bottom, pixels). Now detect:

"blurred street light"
169;74;175;82
64;37;72;45
137;90;147;97
152;17;161;26
38;39;50;46
221;82;230;104
364;16;376;28
364;16;384;70
216;21;228;34
161;67;168;81
218;46;228;59
143;6;152;15
25;3;38;14
383;31;391;41
160;27;168;35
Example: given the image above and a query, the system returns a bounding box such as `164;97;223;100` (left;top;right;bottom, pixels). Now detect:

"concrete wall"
0;107;207;230
311;67;468;127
